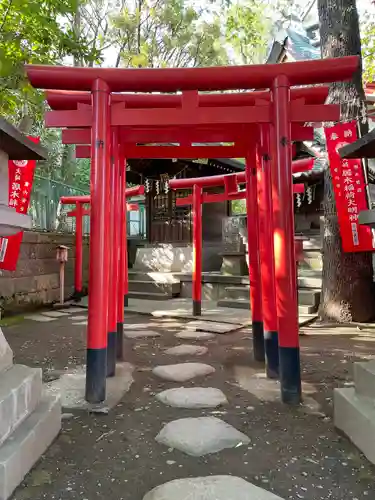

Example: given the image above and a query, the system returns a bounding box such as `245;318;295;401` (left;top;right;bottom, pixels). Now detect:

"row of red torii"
25;55;359;405
60;160;311;372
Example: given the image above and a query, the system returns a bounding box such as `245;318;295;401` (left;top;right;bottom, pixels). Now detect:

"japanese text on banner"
0;137;39;270
325;121;373;253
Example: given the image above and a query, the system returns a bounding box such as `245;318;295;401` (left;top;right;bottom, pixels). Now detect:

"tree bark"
318;0;375;322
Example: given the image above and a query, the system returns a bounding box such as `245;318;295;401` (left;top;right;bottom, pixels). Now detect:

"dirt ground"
3;310;375;500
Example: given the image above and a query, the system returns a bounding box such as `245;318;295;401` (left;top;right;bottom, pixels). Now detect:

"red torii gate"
171;173;307;316
169;164;309;378
61;185;144;297
60;185;144;377
47;86;319;396
25;55;358;405
46;87;328;151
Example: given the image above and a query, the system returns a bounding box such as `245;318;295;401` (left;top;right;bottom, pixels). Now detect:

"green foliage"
0;0;98;120
226;0;271;64
231;199;246;215
0;0;269;188
362;17;375;82
110;0;229;68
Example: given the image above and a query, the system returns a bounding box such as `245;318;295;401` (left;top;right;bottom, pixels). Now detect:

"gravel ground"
3;310;375;500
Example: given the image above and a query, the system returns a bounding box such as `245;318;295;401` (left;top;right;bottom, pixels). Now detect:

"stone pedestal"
0;328;61;499
335;360;375;465
220;253;248;276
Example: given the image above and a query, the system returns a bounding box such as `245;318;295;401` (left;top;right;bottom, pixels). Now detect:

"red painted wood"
76;144;245;159
175;184;305;206
290;103;340;123
87;78;111;354
192;185;202;307
47;86;329;111
60;186;144;205
75;203;83;293
272;76;299;351
45;109;92;128
108;127;120;334
62;123;313;146
26;56;358;92
111;105;271;127
73;103;342;128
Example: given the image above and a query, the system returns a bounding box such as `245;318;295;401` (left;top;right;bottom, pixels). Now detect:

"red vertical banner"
0;137;40;270
325;122;374;253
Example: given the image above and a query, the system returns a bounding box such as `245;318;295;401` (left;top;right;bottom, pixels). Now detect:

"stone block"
11;259;57;279
153;363;215;382
156;387;227;408
0;394;61;500
0;365;42;447
220;254;247;276
155;417;250;456
334;387;375;465
134;246;193;273
46;362;133;411
34;274;60;291
0;330;12;373
0;279;15;299
12;277;37;295
143;476;284;500
354;360;375;399
21;231;40;244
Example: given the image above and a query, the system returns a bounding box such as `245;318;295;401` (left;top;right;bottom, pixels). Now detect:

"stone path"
5;308;375;499
79;296;317;326
25;309;87;323
163;345;208;356
26;307;279;497
156;387;227;408
143;476;284;500
126;320;281;498
175;330;216;340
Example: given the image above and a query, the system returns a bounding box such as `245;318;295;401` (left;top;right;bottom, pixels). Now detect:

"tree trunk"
73;2;82;67
318;0;375;322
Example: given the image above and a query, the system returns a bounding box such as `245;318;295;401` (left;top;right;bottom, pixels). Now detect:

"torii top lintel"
60;185;144;205
26;56;358;93
46;86;329;111
167;164;314;190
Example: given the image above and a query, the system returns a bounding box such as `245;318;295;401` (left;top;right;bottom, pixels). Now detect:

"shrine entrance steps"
128;271;181;301
218;231;322;315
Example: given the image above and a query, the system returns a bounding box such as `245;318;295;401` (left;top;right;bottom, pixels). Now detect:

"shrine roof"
0;118;47;160
339;128;375;160
126;156;244;185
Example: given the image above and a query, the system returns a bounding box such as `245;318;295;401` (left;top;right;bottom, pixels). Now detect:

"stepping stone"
143;476;284;500
124;330;161;339
69;315;87;321
164;345;208;356
153;363;215;382
123;323;156;330
156;387;228;408
41;311;69;318
58;308;86;314
155;416;250;456
72;321;88;326
186;320;241;334
24;314;56;323
175;330;215;340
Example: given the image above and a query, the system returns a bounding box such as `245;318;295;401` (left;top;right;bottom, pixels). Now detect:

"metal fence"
29;176;90;233
29;175;147;238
